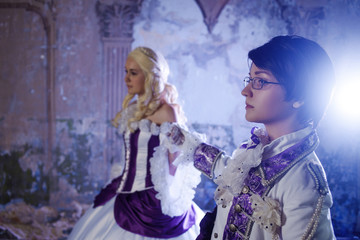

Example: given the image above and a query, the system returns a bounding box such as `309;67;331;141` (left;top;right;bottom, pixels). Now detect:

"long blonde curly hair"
112;47;186;131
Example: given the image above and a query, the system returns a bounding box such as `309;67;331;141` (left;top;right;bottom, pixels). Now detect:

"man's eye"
258;79;266;84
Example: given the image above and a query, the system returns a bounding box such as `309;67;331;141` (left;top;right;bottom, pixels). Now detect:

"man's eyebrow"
254;70;271;75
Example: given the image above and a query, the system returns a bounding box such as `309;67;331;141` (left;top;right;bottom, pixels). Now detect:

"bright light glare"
332;82;360;120
329;43;360;124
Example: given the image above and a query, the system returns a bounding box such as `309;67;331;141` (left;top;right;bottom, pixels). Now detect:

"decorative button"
229;224;237;232
234;204;242;213
214;232;218;238
242;185;249;194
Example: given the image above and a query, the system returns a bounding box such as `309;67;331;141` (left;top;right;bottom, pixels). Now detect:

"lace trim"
171;127;207;166
150;142;201;217
250;195;282;240
214;127;269;207
117;104;173;135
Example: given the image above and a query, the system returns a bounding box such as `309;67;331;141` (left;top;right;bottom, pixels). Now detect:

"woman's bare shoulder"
148;103;178;124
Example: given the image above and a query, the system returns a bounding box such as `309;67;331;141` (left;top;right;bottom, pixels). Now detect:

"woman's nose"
124;73;130;82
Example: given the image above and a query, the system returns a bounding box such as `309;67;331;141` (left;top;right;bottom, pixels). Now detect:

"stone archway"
0;0;56;170
0;0;56;207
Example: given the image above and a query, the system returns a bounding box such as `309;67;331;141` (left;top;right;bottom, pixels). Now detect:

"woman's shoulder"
147;102;178;125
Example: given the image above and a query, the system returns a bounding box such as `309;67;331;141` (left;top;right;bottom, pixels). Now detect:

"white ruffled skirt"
68;196;204;240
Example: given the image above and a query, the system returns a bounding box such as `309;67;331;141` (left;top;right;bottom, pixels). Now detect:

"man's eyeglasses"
243;76;282;90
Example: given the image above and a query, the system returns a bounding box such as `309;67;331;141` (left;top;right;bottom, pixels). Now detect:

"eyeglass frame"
243;76;282;90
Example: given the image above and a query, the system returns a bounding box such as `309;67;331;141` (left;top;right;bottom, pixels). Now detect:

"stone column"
96;0;143;165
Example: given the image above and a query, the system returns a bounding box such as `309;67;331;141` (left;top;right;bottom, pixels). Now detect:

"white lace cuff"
169;127;207;167
150;139;201;217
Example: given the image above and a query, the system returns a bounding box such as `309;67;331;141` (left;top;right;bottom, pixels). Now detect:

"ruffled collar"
261;125;313;160
241;127;270;150
214;127;269;206
128;119;172;136
117;104;173;135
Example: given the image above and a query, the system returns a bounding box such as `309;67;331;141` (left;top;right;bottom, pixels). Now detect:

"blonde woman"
69;47;204;239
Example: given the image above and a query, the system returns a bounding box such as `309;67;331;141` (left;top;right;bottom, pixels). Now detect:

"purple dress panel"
93;129;196;238
114;188;196;238
93;174;123;208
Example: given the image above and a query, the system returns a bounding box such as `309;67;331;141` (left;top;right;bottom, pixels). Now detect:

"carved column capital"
276;0;326;37
96;0;143;38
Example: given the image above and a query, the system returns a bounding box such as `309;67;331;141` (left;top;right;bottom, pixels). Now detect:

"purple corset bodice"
93;129;159;207
121;129;159;192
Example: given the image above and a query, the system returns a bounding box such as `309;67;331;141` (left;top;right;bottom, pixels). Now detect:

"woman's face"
241;63;295;126
124;57;145;96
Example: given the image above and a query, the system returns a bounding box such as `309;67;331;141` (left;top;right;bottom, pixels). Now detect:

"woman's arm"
148;103;180;175
168;151;179;176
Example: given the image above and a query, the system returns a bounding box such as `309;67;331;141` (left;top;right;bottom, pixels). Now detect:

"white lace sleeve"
169;124;207;166
149;123;203;217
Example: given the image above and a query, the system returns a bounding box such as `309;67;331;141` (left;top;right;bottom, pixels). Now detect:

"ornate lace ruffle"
151;143;201;217
250;194;282;239
214;127;270;207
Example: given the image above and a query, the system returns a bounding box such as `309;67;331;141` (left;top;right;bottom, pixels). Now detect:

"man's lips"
245;103;254;109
